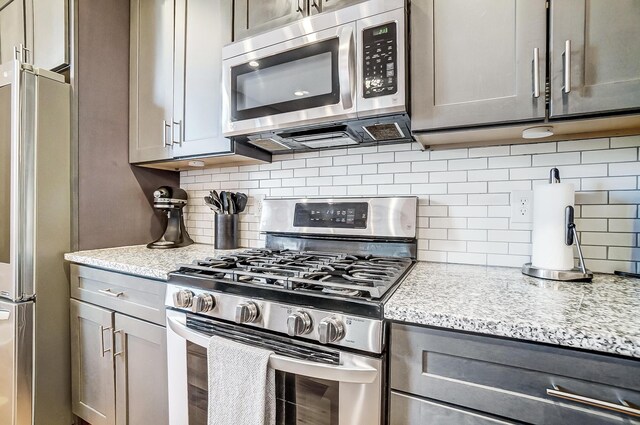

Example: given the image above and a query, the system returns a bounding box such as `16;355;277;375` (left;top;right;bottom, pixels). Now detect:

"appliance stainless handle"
0;309;10;320
162;120;172;147
113;329;125;357
533;47;540;98
173;120;183;147
338;25;355;110
563;40;571;94
167;315;378;384
547;385;640;417
99;325;112;357
98;288;124;298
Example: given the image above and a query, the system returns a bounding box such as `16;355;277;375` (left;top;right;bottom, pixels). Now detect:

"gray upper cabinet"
550;0;640;118
130;0;234;164
0;0;68;69
172;0;232;158
308;0;364;15
0;0;25;64
129;0;175;163
234;0;306;41
411;0;547;132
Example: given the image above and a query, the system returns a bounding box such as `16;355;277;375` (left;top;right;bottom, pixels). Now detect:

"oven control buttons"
192;293;216;313
235;301;260;324
318;317;345;344
173;289;194;308
287;311;313;337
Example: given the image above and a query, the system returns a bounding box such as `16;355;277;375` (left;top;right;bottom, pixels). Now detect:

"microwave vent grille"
362;122;405;141
248;138;291;152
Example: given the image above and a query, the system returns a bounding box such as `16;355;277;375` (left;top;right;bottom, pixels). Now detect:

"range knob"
235;301;259;324
192;293;216;313
287;311;313;337
172;289;194;308
318;316;345;344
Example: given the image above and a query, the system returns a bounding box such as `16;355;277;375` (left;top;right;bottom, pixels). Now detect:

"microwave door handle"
166;315;378;384
338;26;355;110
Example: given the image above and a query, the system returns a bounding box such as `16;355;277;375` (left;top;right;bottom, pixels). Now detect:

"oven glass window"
0;85;11;264
186;342;339;425
231;38;340;121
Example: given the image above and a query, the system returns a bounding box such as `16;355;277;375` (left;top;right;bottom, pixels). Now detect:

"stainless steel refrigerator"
0;57;71;424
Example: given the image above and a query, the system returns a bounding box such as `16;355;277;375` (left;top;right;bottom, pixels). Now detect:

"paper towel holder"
522;205;593;282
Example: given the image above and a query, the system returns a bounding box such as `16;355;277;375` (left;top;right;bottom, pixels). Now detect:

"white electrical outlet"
510;190;533;223
253;194;266;218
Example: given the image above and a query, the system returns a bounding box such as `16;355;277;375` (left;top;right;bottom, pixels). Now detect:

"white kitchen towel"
208;336;275;425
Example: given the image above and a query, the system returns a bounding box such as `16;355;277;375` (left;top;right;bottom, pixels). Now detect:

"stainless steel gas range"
165;196;417;425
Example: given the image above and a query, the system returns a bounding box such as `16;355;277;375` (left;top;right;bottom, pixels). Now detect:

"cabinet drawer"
390;391;516;425
70;265;166;326
390;323;640;425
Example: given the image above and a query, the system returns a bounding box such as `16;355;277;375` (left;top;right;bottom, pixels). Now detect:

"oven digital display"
293;203;368;229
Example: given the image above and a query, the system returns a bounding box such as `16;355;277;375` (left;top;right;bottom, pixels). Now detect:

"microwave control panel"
363;22;398;98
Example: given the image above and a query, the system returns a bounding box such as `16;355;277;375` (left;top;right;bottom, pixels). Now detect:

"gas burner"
322;287;362;297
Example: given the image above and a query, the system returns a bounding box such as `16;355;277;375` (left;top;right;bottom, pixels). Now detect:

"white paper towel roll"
531;182;575;271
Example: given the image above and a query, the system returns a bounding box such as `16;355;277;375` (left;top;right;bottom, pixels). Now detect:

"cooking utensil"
204;196;221;213
229;192;237;214
221;191;229;214
212;190;222;207
235;192;248;213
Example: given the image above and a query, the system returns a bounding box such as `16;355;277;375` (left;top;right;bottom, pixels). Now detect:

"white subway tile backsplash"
557;138;609;152
611;135;640;148
183;136;640;273
532;152;581;166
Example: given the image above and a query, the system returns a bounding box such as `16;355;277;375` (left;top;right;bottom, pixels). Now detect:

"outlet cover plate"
511;190;533;223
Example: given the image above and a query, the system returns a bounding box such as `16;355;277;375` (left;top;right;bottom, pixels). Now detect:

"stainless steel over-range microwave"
222;0;410;153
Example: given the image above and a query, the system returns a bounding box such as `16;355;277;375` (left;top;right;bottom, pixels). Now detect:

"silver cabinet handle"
172;120;183;147
533;47;540;98
162;120;172;147
98;288;124;298
547;385;640;417
113;329;125;357
99;325;112;357
338;25;355;110
563;40;571;94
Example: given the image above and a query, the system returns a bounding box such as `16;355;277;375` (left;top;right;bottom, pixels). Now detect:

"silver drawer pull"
99;288;124;298
547;385;640;417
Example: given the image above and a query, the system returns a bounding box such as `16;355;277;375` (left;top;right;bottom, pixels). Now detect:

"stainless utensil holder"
214;214;239;249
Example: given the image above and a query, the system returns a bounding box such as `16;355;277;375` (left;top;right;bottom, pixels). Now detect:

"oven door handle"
167;315;378;384
338;25;355;110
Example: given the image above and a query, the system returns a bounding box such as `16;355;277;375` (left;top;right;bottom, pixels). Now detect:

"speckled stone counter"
386;262;640;358
64;244;239;280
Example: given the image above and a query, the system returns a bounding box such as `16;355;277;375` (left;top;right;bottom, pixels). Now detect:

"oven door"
166;309;382;425
222;23;357;138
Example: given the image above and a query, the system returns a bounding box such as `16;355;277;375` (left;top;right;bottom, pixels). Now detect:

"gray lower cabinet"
549;0;640;118
411;0;547;131
0;0;68;69
390;323;640;425
70;265;168;425
129;0;234;164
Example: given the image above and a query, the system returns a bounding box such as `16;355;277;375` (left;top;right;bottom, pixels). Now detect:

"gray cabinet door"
129;0;175;163
390;392;516;425
550;0;640;117
308;0;363;15
114;313;168;425
28;0;69;70
0;0;25;64
411;0;547;131
172;0;232;158
70;299;116;425
234;0;306;41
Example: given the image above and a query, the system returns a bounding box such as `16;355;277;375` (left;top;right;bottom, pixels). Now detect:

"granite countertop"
64;244;238;280
386;262;640;358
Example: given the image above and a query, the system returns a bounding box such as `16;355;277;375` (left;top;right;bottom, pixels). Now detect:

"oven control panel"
363;22;398;98
293;202;368;229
